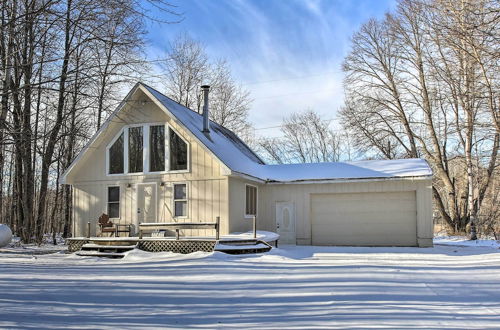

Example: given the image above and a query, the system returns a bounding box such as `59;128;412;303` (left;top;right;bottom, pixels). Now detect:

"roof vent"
201;85;210;133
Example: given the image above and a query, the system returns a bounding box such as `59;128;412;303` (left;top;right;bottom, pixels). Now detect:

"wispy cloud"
146;0;396;137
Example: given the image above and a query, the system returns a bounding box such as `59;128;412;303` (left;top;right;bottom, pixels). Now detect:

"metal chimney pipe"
201;85;210;133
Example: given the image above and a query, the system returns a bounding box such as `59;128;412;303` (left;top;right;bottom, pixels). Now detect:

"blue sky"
146;0;396;137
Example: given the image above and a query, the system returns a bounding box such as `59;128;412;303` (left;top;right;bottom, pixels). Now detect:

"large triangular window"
108;133;124;174
169;128;188;171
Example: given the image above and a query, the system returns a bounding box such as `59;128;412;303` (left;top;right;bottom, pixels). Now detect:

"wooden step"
75;251;126;258
214;240;272;254
218;239;262;245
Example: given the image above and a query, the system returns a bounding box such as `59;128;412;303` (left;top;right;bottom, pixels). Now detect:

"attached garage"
252;158;433;247
311;191;417;246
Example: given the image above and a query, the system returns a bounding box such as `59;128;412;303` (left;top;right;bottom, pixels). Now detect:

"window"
245;185;257;216
169;128;188;171
173;183;187;217
106;123;189;175
108;133;124;174
128;126;143;173
108;186;120;218
150;125;165;172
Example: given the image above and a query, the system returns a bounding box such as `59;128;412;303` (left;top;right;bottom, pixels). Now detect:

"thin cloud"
146;0;396;137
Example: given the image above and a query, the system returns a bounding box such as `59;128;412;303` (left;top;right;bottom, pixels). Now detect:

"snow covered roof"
142;84;266;173
255;158;432;183
62;83;432;184
144;85;432;183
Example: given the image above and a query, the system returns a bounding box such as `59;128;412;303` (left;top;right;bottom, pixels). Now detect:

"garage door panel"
311;191;417;246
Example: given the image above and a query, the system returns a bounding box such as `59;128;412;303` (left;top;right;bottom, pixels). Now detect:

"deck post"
175;229;180;240
87;222;91;238
216;216;220;240
253;216;257;239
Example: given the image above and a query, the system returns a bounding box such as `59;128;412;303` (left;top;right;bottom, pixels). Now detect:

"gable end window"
173;183;188;217
245;185;257;217
150;125;165;172
108;133;124;174
108;186;120;218
169;128;188;171
107;123;189;175
128;126;143;173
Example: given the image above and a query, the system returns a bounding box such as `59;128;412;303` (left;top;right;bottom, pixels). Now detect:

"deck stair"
214;239;272;254
76;243;137;258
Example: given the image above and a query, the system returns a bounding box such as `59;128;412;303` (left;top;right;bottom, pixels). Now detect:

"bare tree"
257;110;345;164
0;0;179;243
340;0;499;236
159;35;253;137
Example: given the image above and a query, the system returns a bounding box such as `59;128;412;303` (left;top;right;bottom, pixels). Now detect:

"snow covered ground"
0;240;499;329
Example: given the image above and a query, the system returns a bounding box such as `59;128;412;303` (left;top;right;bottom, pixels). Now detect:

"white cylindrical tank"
0;224;12;248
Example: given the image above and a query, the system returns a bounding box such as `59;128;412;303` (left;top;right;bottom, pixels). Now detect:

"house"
61;82;433;247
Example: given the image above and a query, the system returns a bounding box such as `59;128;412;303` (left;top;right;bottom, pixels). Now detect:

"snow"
214;243;270;250
220;230;280;242
1;240;499;328
435;235;500;248
259;158;432;182
143;84;266;175
144;85;433;183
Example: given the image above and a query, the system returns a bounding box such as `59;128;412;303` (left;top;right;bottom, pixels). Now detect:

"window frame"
148;124;167;173
127;124;145;174
244;184;258;218
167;126;190;174
172;182;188;218
105;122;190;176
107;186;121;219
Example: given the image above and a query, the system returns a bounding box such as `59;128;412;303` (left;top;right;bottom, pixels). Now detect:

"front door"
276;202;296;245
137;184;157;226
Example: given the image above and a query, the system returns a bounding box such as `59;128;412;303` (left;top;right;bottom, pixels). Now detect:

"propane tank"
0;224;12;248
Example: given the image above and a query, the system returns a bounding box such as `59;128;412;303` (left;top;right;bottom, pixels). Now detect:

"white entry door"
137;184;157;226
276;202;296;245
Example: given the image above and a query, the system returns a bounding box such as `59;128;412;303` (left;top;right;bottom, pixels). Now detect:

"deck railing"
138;216;220;240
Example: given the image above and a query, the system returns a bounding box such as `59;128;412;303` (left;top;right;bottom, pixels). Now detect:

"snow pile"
0;224;12;248
434;235;500;248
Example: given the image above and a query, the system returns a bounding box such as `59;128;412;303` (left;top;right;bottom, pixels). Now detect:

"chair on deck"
98;214;132;237
98;214;116;237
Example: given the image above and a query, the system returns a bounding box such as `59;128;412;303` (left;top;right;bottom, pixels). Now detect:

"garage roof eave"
265;175;433;185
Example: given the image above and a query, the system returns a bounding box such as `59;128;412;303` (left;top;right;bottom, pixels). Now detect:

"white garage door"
311;191;417;246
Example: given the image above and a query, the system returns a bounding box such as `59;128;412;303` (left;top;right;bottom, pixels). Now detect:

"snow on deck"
1;240;499;328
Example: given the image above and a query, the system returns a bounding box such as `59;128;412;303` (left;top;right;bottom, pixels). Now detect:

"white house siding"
70;90;229;237
256;178;433;247
227;177;265;234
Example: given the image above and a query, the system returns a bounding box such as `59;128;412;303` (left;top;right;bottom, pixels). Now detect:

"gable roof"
61;82;265;183
61;82;432;184
141;84;266;173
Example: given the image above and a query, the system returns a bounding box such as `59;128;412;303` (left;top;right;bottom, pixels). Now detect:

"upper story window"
106;123;189;175
109;132;124;174
128;126;143;173
170;128;188;171
150;125;165;172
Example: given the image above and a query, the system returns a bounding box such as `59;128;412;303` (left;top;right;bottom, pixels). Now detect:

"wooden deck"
67;234;277;255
